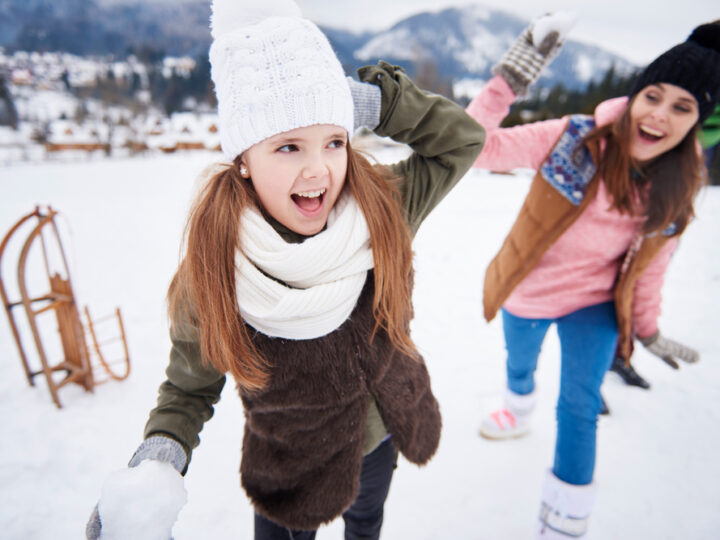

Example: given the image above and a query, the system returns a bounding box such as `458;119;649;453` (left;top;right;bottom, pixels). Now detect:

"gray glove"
639;331;700;369
86;436;187;539
492;12;574;97
347;76;382;132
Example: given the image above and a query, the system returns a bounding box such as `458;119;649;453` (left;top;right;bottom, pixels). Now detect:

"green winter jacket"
143;61;486;466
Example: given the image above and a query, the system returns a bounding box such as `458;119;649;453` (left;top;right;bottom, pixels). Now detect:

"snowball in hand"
98;460;187;540
531;11;577;48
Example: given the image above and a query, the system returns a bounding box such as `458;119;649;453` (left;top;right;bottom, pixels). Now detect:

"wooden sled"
0;206;130;408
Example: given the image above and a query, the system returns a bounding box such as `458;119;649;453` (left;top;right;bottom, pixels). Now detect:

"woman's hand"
639;331;700;369
492;12;576;97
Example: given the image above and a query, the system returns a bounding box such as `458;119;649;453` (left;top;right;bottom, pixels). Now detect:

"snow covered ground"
1;148;718;539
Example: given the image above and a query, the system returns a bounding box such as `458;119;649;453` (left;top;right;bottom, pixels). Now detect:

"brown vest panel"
239;274;441;529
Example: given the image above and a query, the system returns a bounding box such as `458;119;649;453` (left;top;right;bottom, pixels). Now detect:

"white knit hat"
209;0;354;160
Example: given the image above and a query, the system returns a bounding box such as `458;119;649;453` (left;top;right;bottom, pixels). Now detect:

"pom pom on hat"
687;20;720;52
208;0;354;160
210;0;302;39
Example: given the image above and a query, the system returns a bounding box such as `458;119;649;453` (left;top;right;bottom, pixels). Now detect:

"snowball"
98;460;187;540
210;0;303;39
531;11;577;48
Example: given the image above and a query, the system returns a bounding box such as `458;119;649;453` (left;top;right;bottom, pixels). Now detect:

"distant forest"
87;47;217;116
72;50;640;122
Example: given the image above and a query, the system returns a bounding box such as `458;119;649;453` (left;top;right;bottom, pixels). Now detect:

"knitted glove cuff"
638;331;660;347
347;77;382;132
492;27;560;97
128;436;187;474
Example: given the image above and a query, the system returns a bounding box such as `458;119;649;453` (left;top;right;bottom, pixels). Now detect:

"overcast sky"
300;0;718;66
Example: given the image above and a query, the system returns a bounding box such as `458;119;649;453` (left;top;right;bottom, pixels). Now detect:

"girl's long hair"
167;142;416;391
582;97;706;236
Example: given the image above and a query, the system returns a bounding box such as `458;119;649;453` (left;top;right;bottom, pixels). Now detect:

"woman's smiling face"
241;124;348;236
628;83;699;163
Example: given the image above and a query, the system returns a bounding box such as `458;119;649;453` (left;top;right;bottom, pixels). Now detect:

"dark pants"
254;437;397;540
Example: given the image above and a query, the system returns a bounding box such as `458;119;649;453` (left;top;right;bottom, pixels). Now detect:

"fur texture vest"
483;115;674;360
238;272;441;530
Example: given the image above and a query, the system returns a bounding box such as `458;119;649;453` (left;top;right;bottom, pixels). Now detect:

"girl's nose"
301;152;327;179
650;105;670;123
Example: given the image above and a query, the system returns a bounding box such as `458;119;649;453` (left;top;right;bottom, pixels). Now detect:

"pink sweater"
466;76;676;338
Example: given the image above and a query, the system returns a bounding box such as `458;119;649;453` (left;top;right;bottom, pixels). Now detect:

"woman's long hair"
582;97;706;236
167;142;416;391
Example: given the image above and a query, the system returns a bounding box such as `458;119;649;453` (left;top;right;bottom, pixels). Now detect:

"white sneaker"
479;389;535;440
479;408;531;439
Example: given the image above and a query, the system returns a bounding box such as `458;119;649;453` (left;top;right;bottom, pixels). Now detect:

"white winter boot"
537;470;596;538
479;389;536;439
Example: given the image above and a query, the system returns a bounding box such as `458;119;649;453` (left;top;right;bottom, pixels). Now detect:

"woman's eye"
644;93;659;102
674;104;692;113
328;139;346;149
277;144;298;153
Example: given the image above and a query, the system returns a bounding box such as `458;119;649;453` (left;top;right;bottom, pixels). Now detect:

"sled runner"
0;206;131;408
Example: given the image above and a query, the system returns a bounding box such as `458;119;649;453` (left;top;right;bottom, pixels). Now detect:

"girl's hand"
639;331;700;369
492;12;576;97
86;437;188;539
347;77;382;132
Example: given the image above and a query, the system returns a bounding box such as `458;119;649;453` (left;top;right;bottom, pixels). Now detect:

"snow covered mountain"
326;6;637;90
1;1;637;90
0;0;212;57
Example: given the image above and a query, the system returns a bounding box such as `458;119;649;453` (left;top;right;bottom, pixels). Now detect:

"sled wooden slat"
0;206;131;408
85;306;131;382
0;208;43;387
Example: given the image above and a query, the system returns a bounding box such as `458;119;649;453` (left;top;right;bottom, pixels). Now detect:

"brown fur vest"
238;272;441;530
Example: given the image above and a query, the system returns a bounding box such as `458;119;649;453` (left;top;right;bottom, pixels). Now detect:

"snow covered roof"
47;120;109;144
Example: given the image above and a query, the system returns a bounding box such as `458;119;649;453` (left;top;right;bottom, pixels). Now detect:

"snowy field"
1;146;719;539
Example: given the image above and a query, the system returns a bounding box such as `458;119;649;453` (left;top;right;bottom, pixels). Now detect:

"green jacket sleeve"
358;61;486;236
700;104;720;149
143;303;226;467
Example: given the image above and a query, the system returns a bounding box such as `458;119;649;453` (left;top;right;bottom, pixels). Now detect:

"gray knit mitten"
347;77;382;132
492;12;575;97
85;436;187;539
639;331;700;369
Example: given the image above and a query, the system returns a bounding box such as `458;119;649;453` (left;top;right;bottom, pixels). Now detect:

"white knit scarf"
235;193;374;339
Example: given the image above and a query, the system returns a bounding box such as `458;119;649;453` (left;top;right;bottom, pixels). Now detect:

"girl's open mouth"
638;124;665;142
291;188;326;213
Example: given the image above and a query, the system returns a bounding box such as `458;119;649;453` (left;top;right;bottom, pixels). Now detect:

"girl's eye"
644;93;660;102
673;104;693;114
328;139;346;149
277;144;298;153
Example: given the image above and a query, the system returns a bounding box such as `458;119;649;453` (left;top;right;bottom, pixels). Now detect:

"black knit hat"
631;21;720;123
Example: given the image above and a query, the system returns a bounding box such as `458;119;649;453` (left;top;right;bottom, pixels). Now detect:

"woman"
467;20;719;539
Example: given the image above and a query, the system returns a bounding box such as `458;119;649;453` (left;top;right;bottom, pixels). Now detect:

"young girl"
466;20;719;539
87;0;485;538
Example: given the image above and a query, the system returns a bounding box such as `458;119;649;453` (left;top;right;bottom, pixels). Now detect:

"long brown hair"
583;97;706;236
167;142;416;391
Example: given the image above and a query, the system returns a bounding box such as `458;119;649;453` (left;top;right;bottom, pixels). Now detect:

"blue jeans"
254;437;397;540
502;302;618;486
